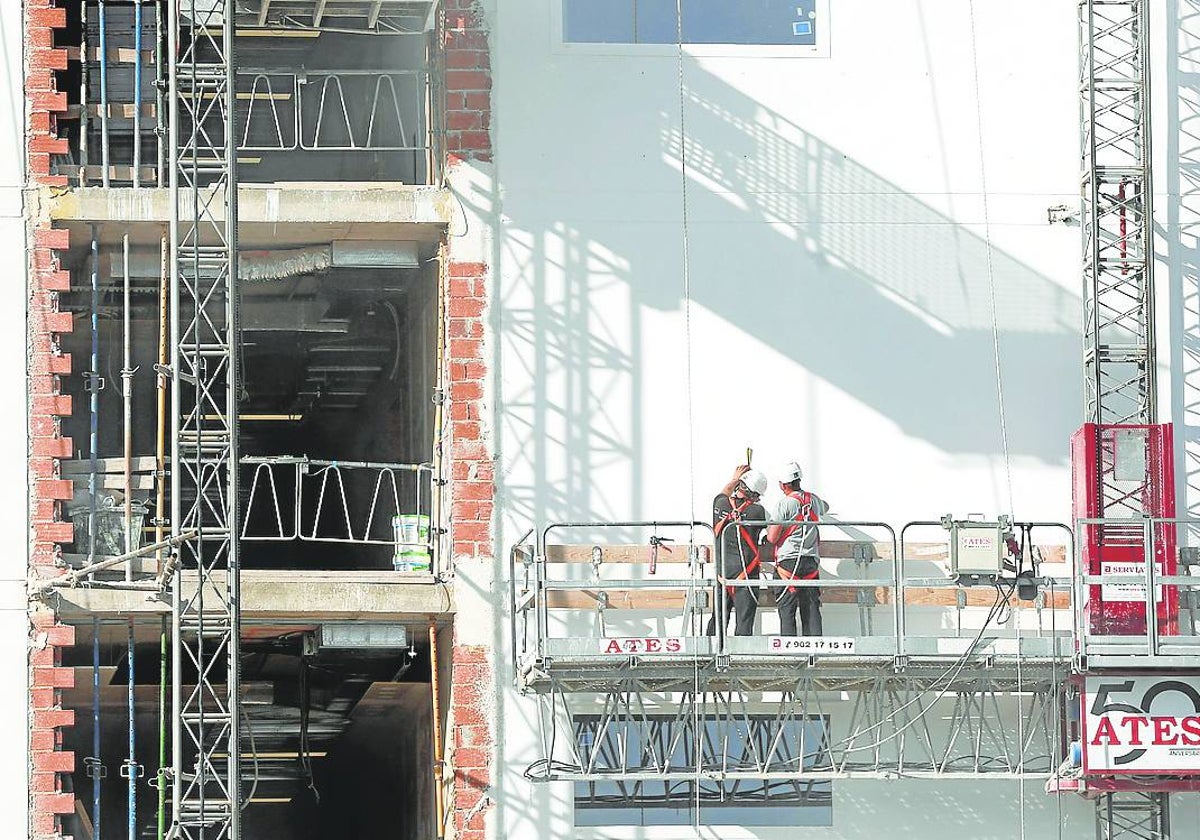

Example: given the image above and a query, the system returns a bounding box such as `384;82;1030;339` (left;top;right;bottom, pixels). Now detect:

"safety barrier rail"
510;518;1076;683
238;69;432;153
1074;516;1200;667
240;456;438;573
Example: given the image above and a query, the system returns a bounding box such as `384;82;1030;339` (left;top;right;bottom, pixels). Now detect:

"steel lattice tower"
1080;2;1169;836
168;1;241;837
1080;0;1156;432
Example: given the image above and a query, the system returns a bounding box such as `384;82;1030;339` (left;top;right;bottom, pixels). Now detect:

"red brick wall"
443;1;496;834
26;3;76;839
446;261;493;562
445;260;494;835
444;0;492;163
448;644;493;840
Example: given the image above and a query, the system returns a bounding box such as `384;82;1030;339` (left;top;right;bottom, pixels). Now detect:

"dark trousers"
706;583;757;636
777;556;823;636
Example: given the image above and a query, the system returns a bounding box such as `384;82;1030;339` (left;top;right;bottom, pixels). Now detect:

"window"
572;713;832;827
563;0;819;46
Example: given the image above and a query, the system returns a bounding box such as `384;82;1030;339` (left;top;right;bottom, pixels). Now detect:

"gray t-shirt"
773;490;829;560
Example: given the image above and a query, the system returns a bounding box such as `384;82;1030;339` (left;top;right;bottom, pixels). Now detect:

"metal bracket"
84;756;107;779
83;371;105;393
120;760;144;779
515;588;536;614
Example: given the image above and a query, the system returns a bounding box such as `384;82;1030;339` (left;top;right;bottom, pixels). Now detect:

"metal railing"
1074;516;1200;666
511;518;1076;673
240;456;438;573
238;69;433;150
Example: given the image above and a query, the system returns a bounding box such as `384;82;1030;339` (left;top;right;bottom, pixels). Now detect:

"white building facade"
445;1;1200;837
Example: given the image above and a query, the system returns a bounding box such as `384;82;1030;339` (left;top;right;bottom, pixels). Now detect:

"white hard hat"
741;469;768;497
780;461;804;483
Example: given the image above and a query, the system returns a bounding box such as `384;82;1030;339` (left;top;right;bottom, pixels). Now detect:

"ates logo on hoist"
599;637;685;655
1083;675;1200;774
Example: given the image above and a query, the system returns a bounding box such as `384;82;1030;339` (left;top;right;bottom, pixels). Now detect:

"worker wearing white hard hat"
706;464;768;637
765;461;829;636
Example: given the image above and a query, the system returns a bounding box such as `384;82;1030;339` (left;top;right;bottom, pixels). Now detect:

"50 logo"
1088;679;1200;767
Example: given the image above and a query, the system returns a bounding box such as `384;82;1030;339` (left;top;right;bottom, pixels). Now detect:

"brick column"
443;3;496;837
444;0;492;164
26;3;76;839
446;261;493;562
444;261;495;834
447;645;493;840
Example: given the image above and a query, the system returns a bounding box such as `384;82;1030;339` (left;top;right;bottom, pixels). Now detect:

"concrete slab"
46;183;453;250
46;569;456;627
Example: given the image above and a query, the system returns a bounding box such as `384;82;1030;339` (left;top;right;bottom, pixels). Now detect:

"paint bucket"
393;514;431;573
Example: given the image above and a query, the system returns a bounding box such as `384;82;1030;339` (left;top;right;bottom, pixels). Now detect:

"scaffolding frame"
168;1;242;837
529;669;1065;784
1096;792;1171;840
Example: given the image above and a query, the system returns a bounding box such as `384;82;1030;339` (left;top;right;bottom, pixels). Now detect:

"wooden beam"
258;0;272;26
66;103;157;120
314;0;329;27
539;587;1071;610
74;799;94;840
66;473;155;491
536;541;1067;565
80;165;159;183
63;456;157;474
543;544;712;564
66;46;157;63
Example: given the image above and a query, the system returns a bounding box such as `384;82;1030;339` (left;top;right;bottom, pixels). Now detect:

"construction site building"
5;1;1200;839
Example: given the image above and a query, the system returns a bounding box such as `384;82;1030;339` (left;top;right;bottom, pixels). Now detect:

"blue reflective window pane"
574;716;832;827
563;0;636;43
682;0;818;45
564;0;819;45
634;0;679;44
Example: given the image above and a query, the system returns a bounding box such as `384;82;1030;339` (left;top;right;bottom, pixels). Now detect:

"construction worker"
766;461;829;636
706;464;769;637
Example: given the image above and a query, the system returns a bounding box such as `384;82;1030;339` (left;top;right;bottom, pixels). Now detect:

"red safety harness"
775;490;820;594
715;496;761;597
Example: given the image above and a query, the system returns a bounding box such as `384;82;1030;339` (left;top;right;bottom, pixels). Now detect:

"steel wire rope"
966;0;1015;518
966;6;1023;820
823;579;1017;756
671;0;703;832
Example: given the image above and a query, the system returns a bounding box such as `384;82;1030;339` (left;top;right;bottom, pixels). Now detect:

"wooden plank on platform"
537;540;1067;565
540;586;1070;610
544;544;712;564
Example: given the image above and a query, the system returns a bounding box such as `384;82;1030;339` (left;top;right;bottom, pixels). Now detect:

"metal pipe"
123;231;137;840
429;621;445;840
157;615;167;840
32;530;200;593
167;1;182;834
155;235;168;575
123;233;133;585
134;0;143;187
126;619;137;840
98;0;110;186
89;229;101;568
92;616;103;840
431;239;446;576
155;0;165;183
226;3;245;827
80;0;89;183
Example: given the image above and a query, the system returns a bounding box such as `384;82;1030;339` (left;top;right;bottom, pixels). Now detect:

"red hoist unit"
1071;424;1178;636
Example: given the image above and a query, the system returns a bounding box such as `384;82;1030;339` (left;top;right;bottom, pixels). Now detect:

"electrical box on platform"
944;516;1008;577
